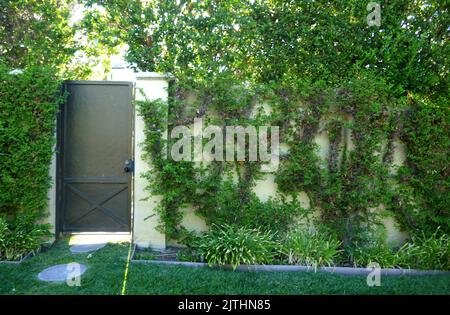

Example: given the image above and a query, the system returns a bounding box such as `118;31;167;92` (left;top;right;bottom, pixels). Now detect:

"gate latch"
124;159;134;173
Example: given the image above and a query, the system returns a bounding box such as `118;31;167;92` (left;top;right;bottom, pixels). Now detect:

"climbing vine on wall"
94;0;449;247
138;82;308;242
138;71;413;251
392;95;450;236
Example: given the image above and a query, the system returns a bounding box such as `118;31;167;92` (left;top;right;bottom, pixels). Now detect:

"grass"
0;239;449;295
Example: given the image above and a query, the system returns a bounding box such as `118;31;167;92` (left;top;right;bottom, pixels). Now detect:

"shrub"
281;229;342;269
0;218;8;254
0;66;60;262
348;228;450;271
0;65;63;218
397;228;450;271
345;227;402;268
350;243;400;269
176;248;202;262
0;213;52;261
194;224;279;269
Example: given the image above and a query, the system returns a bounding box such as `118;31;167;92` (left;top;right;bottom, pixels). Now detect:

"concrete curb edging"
130;245;449;276
0;251;33;265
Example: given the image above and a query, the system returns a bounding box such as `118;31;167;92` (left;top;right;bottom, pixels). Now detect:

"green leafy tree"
87;0;448;96
0;0;119;78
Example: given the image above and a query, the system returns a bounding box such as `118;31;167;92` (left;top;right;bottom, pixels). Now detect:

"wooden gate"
58;81;133;232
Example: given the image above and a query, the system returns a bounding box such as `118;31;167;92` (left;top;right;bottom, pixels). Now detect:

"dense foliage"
0;66;63;219
85;0;448;95
0;213;51;261
282;229;342;269
397;228;450;271
350;227;450;270
194;224;279;269
0;0;118;78
117;0;449;260
394;96;450;235
0;66;61;259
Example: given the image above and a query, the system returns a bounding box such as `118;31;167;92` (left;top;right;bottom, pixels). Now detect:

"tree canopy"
0;0;118;78
81;0;449;99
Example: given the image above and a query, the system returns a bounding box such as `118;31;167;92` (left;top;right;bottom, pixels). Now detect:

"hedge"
0;65;63;219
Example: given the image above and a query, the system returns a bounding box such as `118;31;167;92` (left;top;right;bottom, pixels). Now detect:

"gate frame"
55;80;135;235
47;73;170;249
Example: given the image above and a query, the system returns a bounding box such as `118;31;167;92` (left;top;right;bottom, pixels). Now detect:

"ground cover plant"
194;224;279;269
0;239;449;295
281;229;342;269
0;214;51;261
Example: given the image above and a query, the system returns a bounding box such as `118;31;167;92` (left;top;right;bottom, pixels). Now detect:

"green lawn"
0;240;449;295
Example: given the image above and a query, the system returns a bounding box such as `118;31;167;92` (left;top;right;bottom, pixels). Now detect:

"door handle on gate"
124;159;134;173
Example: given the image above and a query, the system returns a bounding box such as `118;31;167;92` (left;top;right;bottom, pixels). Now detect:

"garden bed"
130;244;449;276
0;241;55;265
132;245;181;261
0;251;33;265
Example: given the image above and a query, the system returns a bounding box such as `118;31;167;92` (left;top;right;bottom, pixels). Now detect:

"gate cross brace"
66;184;128;227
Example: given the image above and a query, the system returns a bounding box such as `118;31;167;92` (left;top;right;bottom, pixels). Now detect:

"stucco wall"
171;111;409;248
133;73;169;249
46;74;409;249
41;142;57;242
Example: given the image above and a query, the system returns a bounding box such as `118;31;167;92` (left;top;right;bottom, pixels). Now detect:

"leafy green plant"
134;250;157;261
1;0;119;78
195;177;304;234
394;97;450;236
176;248;202;262
0;218;8;256
397;228;450;271
120;0;448;262
281;229;342;270
350;243;400;269
344;226;402;269
194;224;279;269
0;213;52;261
0;65;63;218
348;227;450;271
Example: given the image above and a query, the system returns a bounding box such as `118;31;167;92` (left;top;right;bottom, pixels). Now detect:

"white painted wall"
46;72;408;249
132;73;170;249
174;110;409;247
42;142;57;241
